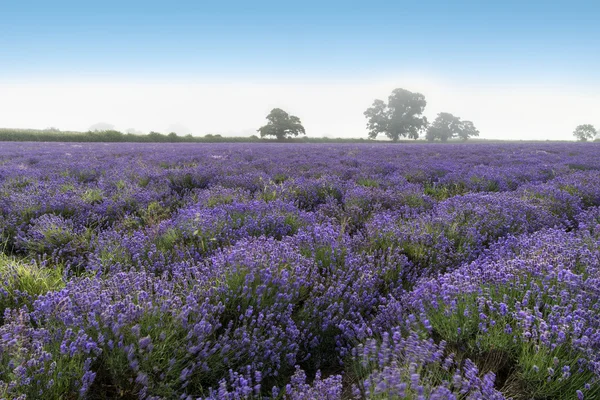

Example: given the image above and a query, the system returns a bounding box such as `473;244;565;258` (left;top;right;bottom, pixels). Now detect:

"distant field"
2;142;600;399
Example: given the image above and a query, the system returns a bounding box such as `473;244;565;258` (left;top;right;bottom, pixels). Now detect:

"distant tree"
101;130;125;141
167;132;179;142
426;113;480;142
573;124;597;142
426;112;461;142
258;108;306;140
364;100;390;139
364;88;428;141
147;131;167;142
457;120;480;141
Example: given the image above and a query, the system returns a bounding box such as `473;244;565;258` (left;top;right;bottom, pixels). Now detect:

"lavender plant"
1;141;600;398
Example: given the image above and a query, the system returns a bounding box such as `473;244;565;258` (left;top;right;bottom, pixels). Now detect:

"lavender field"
1;142;600;399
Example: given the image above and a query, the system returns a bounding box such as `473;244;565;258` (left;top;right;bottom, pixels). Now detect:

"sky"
1;0;599;140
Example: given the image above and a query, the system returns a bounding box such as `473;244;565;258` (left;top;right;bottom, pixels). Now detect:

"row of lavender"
1;142;600;399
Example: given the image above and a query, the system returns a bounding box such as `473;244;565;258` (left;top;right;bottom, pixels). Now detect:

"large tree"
257;108;306;140
364;88;428;141
426;113;480;142
573;124;597;142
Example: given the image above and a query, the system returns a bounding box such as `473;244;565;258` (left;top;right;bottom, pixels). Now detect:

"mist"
1;79;598;140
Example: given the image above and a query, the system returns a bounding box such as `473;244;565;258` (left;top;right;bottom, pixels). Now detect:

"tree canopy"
426;112;480;142
257;108;306;140
457;120;480;141
573;124;597;142
364;88;428;141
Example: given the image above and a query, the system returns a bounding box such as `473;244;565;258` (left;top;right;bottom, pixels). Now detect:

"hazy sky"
1;0;599;140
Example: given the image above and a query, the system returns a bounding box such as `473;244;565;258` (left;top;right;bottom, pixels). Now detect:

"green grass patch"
356;177;380;188
82;188;105;204
0;254;64;321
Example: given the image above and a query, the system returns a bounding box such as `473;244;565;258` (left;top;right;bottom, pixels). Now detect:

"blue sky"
2;0;599;81
1;0;599;139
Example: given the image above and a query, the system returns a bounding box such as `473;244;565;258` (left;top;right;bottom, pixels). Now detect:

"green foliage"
206;193;235;207
140;201;171;226
0;128;377;143
147;131;168;142
257;108;306;140
138;176;151;187
0;255;64;322
154;228;183;252
168;172;210;194
364;88;428;141
282;214;302;236
82;188;105;204
23;221;77;256
469;176;500;192
272;173;288;184
6;177;33;189
89;311;194;398
60;183;76;193
423;182;469;200
356;177;380;188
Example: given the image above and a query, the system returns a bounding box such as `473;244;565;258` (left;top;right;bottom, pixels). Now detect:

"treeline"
0;128;377;143
0;129;253;143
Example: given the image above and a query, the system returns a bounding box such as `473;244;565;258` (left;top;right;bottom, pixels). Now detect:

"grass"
82;188;105;204
0;254;64;322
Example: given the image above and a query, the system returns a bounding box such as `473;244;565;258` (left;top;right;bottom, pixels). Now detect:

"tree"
426;113;480;142
573;124;597;142
364;88;428;141
257;108;306;140
426;112;461;142
457;120;480;141
364;99;389;139
101;130;125;142
147;131;167;142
